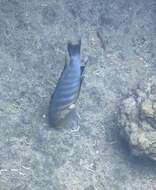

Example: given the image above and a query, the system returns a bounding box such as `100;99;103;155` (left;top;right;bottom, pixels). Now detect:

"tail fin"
67;40;81;57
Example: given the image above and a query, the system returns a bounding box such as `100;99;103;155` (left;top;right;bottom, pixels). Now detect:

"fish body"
49;40;85;127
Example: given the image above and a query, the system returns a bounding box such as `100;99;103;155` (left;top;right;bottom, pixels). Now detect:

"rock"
118;77;156;161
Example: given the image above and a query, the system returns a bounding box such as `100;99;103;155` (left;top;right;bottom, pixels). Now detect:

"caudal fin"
67;40;81;57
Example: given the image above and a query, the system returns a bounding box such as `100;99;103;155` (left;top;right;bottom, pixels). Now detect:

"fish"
48;40;86;127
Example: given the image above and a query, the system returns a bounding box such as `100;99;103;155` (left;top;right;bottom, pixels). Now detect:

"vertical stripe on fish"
48;40;86;127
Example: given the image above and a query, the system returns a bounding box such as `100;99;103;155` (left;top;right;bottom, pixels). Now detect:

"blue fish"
49;40;86;127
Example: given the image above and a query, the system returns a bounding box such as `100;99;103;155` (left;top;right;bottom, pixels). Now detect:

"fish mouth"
49;104;75;128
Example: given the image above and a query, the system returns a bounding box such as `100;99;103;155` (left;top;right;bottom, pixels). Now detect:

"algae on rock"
118;77;156;161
